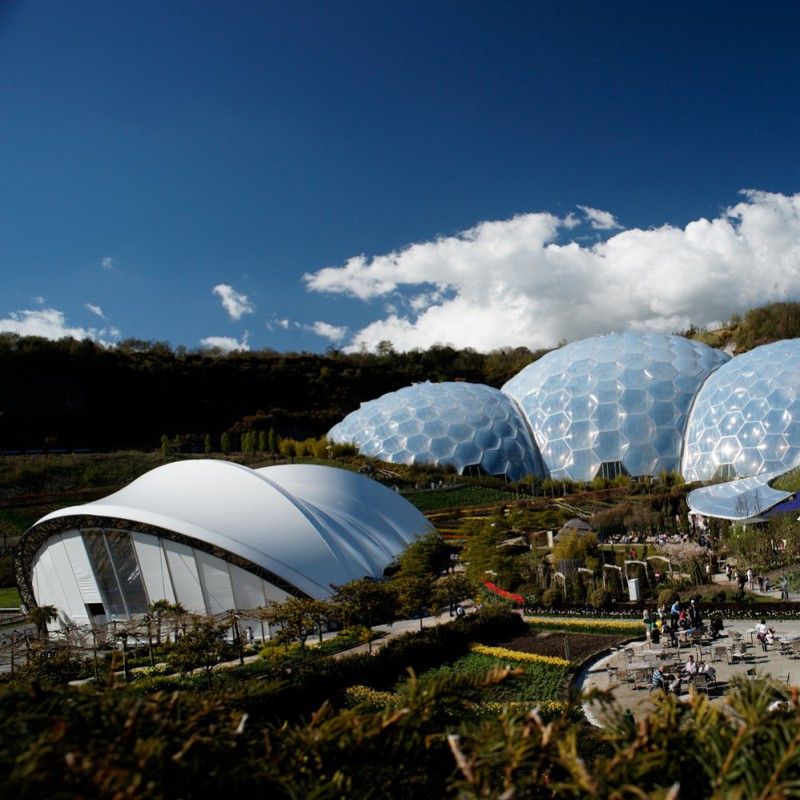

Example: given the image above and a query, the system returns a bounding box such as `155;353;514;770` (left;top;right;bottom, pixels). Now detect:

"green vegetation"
403;484;522;512
0;587;20;608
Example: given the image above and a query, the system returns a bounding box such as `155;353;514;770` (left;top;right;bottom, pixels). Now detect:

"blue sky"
2;2;800;354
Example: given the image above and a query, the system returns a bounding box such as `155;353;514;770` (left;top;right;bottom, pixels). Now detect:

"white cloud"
578;205;622;230
0;308;119;345
101;257;114;269
308;321;348;342
304;191;800;353
200;334;250;353
266;317;290;331
212;284;254;320
86;303;105;319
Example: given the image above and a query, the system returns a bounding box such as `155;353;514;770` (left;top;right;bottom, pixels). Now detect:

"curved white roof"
686;469;794;521
32;460;433;599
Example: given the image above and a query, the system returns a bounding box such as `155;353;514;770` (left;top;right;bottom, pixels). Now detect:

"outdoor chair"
606;663;619;685
790;640;800;660
728;642;750;664
626;668;649;690
690;673;711;694
711;644;728;663
746;666;758;679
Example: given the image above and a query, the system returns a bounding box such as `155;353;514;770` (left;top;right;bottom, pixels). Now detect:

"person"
663;622;679;648
653;665;681;694
765;576;772;592
246;626;254;644
688;599;702;628
643;607;653;638
726;563;733;581
709;613;724;640
652;666;669;692
747;567;755;591
756;618;774;651
650;624;661;644
455;604;465;618
699;661;717;685
758;574;765;592
682;654;698;677
670;599;681;627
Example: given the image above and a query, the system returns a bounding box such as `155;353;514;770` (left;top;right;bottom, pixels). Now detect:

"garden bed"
493;629;631;664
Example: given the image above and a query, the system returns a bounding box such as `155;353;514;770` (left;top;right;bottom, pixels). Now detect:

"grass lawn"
0;586;21;607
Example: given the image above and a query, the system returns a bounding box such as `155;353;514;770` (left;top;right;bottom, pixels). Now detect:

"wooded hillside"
1;301;798;452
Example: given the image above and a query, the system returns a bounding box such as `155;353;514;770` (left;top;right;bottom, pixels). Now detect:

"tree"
221;431;232;454
264;597;331;658
165;617;227;688
432;573;474;616
28;604;58;640
330;578;395;631
392;576;433;631
393;531;450;579
149;599;172;645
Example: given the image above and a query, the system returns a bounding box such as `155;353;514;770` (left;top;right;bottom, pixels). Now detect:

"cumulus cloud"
200;334;250;353
86;303;105;319
266;317;290;331
304;191;800;353
0;308;119;345
212;284;254;320
578;205;622;230
308;321;348;343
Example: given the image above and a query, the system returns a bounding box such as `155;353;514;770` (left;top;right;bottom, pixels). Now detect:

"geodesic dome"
327;381;545;481
682;339;800;481
501;333;730;482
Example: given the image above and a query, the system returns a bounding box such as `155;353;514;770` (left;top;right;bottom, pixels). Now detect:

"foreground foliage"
1;672;800;798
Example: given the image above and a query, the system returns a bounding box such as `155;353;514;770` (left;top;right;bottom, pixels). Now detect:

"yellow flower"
471;643;570;667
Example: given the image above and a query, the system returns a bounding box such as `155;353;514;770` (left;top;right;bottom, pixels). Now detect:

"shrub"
588;588;612;610
542;587;563;610
657;588;680;609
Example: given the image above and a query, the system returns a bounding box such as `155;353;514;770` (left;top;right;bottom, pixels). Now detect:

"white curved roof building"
16;460;433;627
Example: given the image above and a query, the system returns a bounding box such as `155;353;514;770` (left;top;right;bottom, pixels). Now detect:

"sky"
2;2;800;355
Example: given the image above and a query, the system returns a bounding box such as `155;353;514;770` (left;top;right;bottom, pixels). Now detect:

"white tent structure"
15;460;433;630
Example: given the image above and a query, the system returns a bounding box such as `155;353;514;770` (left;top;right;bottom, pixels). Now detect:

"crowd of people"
642;598;724;647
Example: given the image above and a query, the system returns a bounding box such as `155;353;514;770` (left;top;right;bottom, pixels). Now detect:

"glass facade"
83;529;149;616
327;381;545;481
502;333;729;481
682;339;800;482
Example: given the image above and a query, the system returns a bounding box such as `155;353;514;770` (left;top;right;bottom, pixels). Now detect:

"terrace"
580;618;797;724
